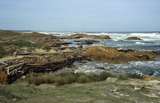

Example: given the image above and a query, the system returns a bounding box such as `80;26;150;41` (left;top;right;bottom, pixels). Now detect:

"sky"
0;0;160;32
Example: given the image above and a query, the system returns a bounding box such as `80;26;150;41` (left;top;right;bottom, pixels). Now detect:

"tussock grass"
0;46;6;58
26;71;147;86
27;72;112;86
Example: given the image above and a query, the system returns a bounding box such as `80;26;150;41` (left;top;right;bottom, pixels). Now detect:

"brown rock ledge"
83;46;156;63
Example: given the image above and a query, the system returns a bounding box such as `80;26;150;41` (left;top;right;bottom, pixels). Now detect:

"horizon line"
1;29;160;33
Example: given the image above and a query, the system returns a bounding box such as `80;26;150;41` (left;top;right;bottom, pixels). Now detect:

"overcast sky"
0;0;160;32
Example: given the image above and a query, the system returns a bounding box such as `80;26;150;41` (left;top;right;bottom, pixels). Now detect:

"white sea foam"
74;61;160;76
37;32;160;41
135;42;146;45
105;33;160;41
129;33;160;41
87;32;160;41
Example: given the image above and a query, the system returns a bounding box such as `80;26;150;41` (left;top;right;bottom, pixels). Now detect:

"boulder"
126;37;142;40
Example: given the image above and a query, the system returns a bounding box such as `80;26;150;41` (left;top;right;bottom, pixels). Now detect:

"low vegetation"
1;76;160;103
25;71;155;86
26;72;111;86
0;30;64;58
0;46;7;58
25;71;148;86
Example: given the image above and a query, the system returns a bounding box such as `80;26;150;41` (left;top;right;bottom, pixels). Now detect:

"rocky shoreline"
0;30;160;84
0;30;160;103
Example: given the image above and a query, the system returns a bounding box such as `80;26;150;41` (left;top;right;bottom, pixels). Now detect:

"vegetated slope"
0;30;64;58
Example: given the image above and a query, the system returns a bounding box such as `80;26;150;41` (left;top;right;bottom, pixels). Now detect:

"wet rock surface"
74;39;99;45
72;61;160;76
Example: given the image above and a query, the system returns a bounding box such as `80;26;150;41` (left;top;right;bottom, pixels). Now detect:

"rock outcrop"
0;49;85;84
126;36;142;40
74;39;99;45
83;46;156;63
63;34;111;40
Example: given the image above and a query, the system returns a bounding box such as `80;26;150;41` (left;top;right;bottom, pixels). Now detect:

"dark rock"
74;39;99;45
117;48;134;52
126;37;142;40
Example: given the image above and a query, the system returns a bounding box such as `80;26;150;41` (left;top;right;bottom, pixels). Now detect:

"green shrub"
117;75;129;80
53;76;65;86
0;46;6;58
27;72;112;86
54;72;77;86
76;72;111;83
96;72;113;81
28;73;55;85
29;77;43;85
12;40;37;48
77;74;93;83
27;72;77;86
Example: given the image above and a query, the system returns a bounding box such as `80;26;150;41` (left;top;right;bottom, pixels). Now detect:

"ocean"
34;32;160;76
37;32;160;51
